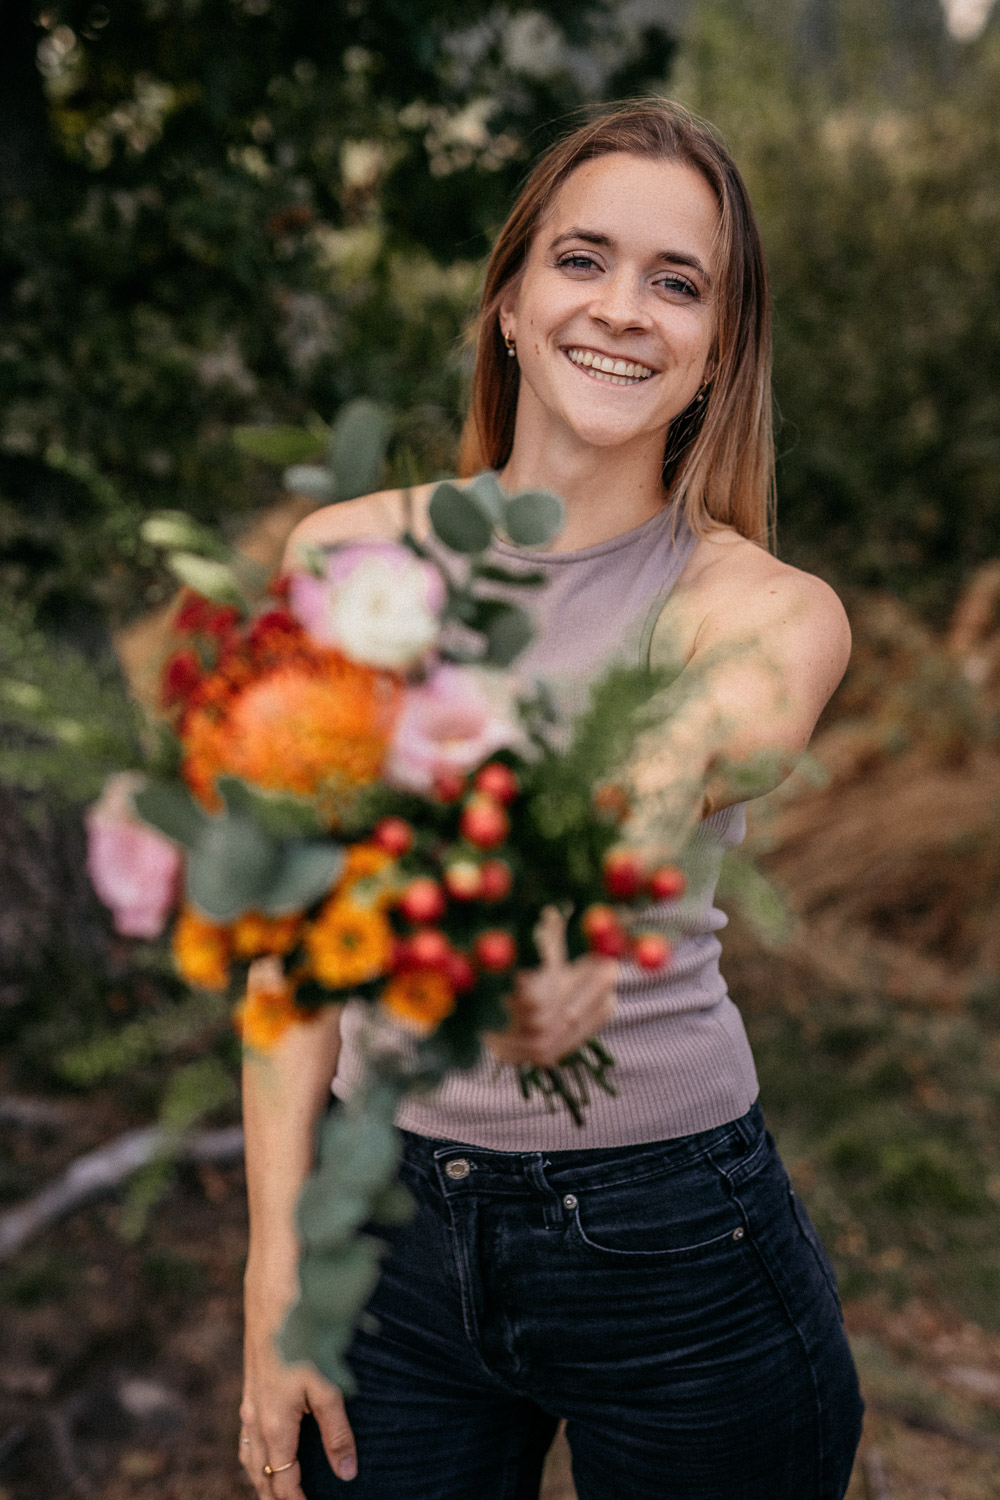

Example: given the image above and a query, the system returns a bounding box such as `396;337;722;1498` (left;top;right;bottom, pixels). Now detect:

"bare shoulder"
654;525;851;676
282;482;438;571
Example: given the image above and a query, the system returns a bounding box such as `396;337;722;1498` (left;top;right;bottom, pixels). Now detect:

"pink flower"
385;665;521;793
289;543;446;670
85;773;182;939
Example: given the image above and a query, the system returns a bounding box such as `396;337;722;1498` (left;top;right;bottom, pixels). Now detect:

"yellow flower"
235;957;312;1050
231;910;302;960
172;906;231;991
338;842;400;909
382;970;456;1035
304;897;394;989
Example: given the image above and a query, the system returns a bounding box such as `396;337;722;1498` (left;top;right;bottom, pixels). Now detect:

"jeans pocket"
787;1186;844;1317
566;1162;747;1262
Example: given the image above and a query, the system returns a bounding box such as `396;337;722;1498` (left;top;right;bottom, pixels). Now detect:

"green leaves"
283;465;336;502
140;510;261;610
429;481;494;553
428;475;565;556
232;424;327;466
133;777;342;924
327;399;391;503
504;489;565;547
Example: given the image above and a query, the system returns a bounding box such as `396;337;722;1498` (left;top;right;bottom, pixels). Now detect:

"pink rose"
288;543;446;670
385;665;521;793
85;773;182;939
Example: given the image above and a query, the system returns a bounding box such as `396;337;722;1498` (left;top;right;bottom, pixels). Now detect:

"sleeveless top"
333;501;760;1149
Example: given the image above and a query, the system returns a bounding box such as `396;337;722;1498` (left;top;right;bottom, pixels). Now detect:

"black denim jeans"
298;1100;863;1499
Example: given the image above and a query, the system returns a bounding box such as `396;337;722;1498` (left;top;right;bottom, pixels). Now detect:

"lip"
561;346;657;384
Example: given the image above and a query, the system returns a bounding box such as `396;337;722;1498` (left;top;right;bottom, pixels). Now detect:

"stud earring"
503;330;516;358
693;381;709;404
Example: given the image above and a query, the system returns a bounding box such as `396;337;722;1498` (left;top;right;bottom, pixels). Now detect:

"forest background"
2;1;1000;1496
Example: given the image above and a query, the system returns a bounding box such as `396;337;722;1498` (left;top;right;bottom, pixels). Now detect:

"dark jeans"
298;1100;863;1499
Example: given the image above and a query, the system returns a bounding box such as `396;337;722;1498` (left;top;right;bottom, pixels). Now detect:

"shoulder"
654;524;851;685
281;482;438;571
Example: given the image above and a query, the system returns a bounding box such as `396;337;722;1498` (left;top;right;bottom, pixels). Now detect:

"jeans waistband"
399;1098;764;1196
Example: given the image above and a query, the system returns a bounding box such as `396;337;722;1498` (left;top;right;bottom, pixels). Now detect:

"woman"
239;100;863;1500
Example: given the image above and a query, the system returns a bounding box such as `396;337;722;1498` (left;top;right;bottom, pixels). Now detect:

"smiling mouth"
564;347;655;386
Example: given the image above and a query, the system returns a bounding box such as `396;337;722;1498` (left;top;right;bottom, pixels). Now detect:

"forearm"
242;1006;344;1308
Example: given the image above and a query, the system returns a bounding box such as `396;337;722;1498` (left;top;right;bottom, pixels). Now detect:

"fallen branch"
0;1123;244;1262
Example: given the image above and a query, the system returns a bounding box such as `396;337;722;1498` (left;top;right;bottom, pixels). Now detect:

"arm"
240;1009;359;1495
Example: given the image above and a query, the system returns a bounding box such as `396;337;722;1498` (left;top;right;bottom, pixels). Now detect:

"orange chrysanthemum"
231;911;302;960
172;906;231;991
181;649;401;809
234;959;312;1050
304;897;394;989
381;970;456;1034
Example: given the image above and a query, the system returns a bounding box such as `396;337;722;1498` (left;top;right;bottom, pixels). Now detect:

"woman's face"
500;152;720;459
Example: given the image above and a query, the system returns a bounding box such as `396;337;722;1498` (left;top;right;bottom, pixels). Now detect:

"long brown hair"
457;100;775;548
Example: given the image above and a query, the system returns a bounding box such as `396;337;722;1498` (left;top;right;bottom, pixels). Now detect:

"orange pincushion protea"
172;906;231;991
176;610;401;809
382;970;456;1034
304;896;394;989
231;911;302;960
235;957;312;1050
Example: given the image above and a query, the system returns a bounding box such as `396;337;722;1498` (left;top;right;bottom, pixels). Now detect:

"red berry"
632;933;673;970
445;951;476;993
444;859;484;901
161;648;202;706
405;928;453;971
474;929;517;972
433;769;466;803
648;865;687;902
473;762;519;805
372;817;414;857
399;877;446;925
479;859;513;903
581;904;619;939
460;795;509;850
589;925;629;959
602;849;645;901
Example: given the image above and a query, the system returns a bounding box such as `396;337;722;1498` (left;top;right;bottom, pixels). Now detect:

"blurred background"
1;1;999;1495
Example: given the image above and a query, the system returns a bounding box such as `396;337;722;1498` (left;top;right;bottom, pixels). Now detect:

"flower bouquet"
85;464;690;1390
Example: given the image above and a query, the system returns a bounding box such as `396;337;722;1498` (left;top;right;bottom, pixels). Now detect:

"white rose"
331;553;442;669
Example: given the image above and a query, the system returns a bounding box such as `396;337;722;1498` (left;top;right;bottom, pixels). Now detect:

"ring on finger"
263;1459;296;1477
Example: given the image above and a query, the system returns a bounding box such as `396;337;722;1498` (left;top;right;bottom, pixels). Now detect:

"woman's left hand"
485;907;617;1068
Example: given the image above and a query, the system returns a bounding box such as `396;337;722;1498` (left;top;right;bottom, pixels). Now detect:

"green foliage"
59;989;232;1086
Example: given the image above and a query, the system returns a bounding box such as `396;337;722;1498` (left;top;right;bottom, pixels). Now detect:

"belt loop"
525;1154;563;1228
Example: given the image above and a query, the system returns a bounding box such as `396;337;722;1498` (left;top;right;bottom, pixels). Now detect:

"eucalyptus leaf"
133;781;207;849
140;511;226;558
317;1112;400;1189
473;563;548;587
328;398;391;503
503;489;565;547
165;553;246;606
481;602;535;667
216;776;324;838
464;471;506;524
298;1240;384;1323
185;816;279;922
283;463;336;502
261;841;344;916
429;482;493;554
369;1180;415;1227
232;424;326;465
297;1183;372;1247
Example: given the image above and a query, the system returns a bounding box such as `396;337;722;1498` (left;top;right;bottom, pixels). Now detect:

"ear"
498;282;521;344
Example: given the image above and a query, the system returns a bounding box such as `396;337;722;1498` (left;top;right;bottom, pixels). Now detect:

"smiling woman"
239;100;861;1500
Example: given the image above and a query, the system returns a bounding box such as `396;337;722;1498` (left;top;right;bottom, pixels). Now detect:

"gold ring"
263;1460;296;1477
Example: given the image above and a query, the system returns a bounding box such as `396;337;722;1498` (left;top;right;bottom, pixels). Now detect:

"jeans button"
563;1194;577;1210
445;1158;471;1180
732;1226;745;1241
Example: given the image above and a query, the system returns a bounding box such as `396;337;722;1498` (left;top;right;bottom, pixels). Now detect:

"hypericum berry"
445;951;476;993
593;782;632;823
602;849;645;901
479;859;513;903
473;762;519;805
647;865;687;902
581;904;620;939
444;859;484;901
588;925;630;959
459;795;509;850
372;817;414;858
402;928;452;971
433;769;466;803
632;933;673;970
474;929;517;972
399;877;446;925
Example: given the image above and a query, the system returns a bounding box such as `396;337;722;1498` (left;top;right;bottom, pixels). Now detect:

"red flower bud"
372;817;414;857
474;929;517;972
404;928;453;971
459;795;509;850
399;877;446;925
473;762;519;805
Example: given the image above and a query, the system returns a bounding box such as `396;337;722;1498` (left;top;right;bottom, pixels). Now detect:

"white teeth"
565;348;653;383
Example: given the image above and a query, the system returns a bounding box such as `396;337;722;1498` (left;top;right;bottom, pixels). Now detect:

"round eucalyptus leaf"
328;398;391;502
503;489;565;547
262;842;344;916
283;463;336;502
465;471;506;523
483;602;535;666
429;482;494;553
298;1240;383;1323
185;815;278;922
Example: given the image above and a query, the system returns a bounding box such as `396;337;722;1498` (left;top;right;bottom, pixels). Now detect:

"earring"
694;381;709;404
503;330;516;358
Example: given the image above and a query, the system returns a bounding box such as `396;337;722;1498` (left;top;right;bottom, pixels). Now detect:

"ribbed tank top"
333;501;759;1149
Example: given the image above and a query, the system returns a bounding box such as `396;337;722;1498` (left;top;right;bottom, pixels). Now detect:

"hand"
485;906;617;1069
240;1290;358;1496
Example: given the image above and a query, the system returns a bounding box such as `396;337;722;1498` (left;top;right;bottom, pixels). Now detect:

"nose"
588;270;650;334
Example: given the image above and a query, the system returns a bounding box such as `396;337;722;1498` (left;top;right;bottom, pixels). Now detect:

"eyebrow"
548;228;713;287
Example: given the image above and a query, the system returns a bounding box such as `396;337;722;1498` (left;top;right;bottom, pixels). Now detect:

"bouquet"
84;465;690;1390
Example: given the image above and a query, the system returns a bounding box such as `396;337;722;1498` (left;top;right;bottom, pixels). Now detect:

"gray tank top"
334;502;759;1148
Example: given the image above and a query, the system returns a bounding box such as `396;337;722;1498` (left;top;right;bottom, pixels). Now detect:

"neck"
497;412;669;552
